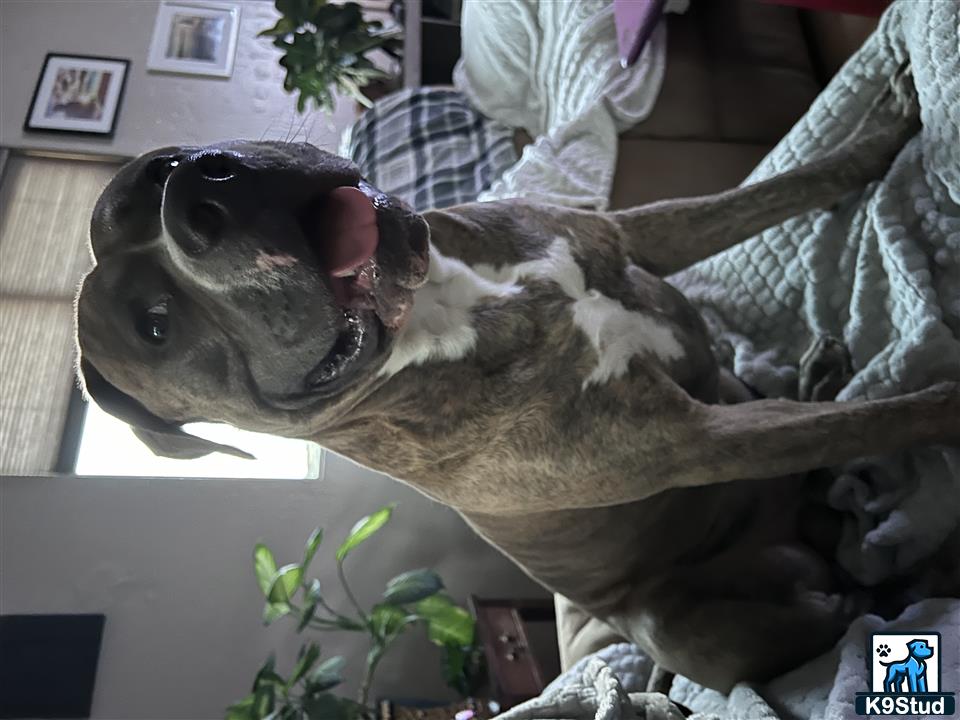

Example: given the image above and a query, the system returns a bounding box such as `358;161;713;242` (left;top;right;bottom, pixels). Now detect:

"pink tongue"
323;187;379;276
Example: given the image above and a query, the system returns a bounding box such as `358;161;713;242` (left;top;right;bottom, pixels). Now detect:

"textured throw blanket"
453;0;686;209
462;0;960;717
670;1;960;589
497;600;960;720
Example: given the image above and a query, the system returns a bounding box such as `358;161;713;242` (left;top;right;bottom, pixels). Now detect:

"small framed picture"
24;54;130;136
146;0;242;78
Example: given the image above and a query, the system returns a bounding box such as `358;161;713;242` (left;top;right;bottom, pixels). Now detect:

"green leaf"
370;602;417;640
253;683;276;718
277;707;303;720
306;655;345;692
440;643;469;695
258;16;297;37
267;564;303;604
252;655;286;692
302;527;323;573
288;642;321;687
296;589;319;633
336;505;394;562
383;568;443;605
250;656;279;717
337;75;372;108
254;543;278;596
415;595;475;647
302;693;347;720
225;694;256;720
263;602;291;626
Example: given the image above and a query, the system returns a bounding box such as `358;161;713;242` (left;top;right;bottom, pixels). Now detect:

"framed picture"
146;0;242;78
24;54;129;136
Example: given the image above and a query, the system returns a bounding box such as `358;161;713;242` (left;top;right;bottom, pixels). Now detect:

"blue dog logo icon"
855;631;955;716
880;638;933;694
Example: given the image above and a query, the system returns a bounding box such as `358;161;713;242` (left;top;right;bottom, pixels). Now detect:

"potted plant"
226;505;485;720
260;0;403;114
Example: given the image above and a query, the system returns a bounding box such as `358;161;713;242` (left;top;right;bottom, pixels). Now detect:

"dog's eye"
145;156;181;187
137;299;170;345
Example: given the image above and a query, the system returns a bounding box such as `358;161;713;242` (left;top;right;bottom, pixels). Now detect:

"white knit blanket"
670;0;960;588
496;600;959;720
454;0;685;209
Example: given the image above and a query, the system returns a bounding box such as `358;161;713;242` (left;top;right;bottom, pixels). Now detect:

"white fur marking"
160;228;306;293
255;250;298;271
377;247;521;377
380;238;686;385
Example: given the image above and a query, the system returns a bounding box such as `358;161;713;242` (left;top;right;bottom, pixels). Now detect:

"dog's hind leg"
798;335;854;402
658;381;960;496
607;544;847;692
609;65;919;277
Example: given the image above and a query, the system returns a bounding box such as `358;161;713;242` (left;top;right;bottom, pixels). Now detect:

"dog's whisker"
258;112;280;143
293;113;310;145
302;115;317;145
281;111;297;144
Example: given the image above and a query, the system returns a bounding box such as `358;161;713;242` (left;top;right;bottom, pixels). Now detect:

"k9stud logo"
855;632;956;716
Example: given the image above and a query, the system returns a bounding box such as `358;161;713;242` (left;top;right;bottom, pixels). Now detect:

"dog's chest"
379;237;687;387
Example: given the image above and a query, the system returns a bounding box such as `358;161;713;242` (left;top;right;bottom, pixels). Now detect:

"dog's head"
907;639;934;659
75;141;430;458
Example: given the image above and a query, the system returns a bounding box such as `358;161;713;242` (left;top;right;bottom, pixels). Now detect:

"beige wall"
0;457;547;719
0;0;357;157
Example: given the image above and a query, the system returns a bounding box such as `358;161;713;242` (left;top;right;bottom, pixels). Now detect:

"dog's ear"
78;358;254;460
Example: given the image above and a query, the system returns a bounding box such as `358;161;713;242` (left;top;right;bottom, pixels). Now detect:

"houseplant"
226;505;483;720
260;0;403;114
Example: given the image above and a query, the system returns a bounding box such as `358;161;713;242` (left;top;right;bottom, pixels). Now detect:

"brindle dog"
75;71;959;690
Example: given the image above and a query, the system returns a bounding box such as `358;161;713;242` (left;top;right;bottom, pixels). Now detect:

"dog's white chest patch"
475;239;685;386
379;237;684;385
377;248;521;377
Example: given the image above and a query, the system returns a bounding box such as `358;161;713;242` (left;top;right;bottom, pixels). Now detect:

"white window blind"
0;153;115;474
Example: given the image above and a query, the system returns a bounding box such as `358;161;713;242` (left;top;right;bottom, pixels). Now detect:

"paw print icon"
877;643;892;658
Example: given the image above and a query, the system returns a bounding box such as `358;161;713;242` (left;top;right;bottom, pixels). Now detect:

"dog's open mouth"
306;309;374;389
298;178;429;392
317;185;381;311
303;180;428;331
298;186;382;392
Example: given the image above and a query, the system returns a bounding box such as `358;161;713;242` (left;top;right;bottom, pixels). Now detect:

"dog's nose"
195;151;240;182
161;149;249;255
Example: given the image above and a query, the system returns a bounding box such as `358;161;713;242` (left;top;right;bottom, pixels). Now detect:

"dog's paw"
868;61;919;126
888;61;918;120
843;62;921;180
798;335;853;402
877;643;892;658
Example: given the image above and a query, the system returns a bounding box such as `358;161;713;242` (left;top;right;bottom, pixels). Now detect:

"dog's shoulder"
423;200;621;271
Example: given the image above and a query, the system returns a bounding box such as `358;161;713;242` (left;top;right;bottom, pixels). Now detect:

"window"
74;399;323;479
0;152;112;475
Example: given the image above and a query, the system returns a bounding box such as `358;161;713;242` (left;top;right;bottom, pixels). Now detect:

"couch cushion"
626;0;821;144
609;138;772;207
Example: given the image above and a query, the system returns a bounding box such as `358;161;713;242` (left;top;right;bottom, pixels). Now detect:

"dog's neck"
312;241;557;496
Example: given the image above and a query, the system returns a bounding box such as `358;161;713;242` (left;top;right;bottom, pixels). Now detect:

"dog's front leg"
667;382;959;492
610;65;919;277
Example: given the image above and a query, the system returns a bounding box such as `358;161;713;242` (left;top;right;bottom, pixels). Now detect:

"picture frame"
23;54;130;137
146;0;242;78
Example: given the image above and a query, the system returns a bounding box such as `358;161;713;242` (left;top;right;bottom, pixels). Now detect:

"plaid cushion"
345;87;517;212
